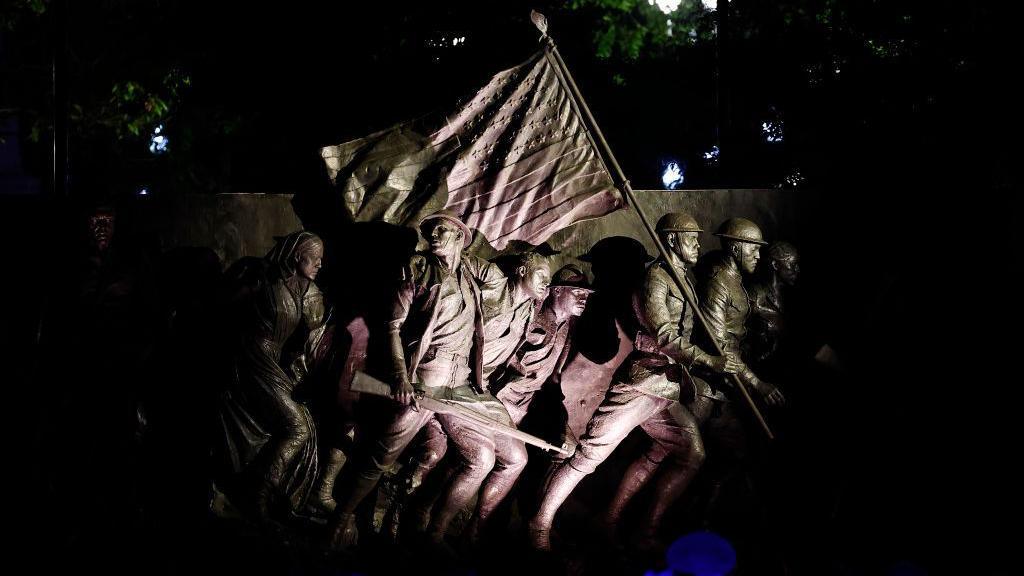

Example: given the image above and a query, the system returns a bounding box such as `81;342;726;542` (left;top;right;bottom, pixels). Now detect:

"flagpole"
535;14;774;439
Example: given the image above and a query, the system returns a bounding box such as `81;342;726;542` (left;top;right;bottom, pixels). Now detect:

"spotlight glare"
149;124;169;155
648;0;682;15
661;160;685;189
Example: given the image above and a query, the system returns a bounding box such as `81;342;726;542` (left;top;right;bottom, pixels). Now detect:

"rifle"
351;371;571;456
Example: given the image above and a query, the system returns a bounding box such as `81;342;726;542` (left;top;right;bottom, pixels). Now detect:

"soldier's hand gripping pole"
352;371;572;455
535;13;774;439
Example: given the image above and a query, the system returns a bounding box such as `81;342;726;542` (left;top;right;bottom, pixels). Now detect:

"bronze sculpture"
491;264;593;427
748;241;801;363
700;218;785;408
386;249;553;544
528;213;739;551
216;231;327;520
326;210;538;549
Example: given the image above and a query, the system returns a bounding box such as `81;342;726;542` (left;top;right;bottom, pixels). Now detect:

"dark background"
2;1;1020;574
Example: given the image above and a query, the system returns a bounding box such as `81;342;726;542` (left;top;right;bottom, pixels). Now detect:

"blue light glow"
138;187;149;196
703;145;720;162
885;561;928;576
149;124;169;155
665;531;736;576
661;161;685;189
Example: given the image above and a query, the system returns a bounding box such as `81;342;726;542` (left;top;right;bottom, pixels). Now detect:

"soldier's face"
429;221;462;255
774;255;800;285
672;231;701;265
296;243;323;280
551;287;590;317
520;262;552;301
738;242;760;274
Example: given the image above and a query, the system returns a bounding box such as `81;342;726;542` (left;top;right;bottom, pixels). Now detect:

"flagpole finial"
530;10;549;37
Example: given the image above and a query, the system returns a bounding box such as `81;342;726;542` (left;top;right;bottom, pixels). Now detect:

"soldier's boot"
325;512;359;552
527;464;588;551
634;458;702;551
427;467;489;545
602;453;661;542
383;462;430;542
324;471;383;551
309;448;347;515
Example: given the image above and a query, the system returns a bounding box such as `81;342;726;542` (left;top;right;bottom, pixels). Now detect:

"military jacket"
700;254;750;354
618;256;704;401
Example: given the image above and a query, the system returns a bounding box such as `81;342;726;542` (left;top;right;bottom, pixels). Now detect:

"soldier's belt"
422;345;471;365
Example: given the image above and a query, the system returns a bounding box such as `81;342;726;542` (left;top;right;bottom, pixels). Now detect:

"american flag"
320;50;623;250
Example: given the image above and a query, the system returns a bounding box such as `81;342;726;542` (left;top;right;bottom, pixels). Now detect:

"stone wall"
156;193;304;268
157;189;798;268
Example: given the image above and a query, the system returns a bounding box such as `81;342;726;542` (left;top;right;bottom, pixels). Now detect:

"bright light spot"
703;145;720;162
779;170;805;188
762;120;784;143
137;187;149;196
149;124;168;155
648;0;682;15
702;0;718;10
666;531;736;576
661;161;684;189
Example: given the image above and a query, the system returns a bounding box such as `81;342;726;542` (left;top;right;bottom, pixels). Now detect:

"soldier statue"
527;213;740;551
327;210;540;549
491;264;593;428
690;218;786;532
747;241;801;363
699;218;786;408
386;249;552;544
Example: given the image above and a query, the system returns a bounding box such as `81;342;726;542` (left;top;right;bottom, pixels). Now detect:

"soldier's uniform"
530;213;720;549
491;265;592;428
695;218;782;527
329;211;525;546
380;251;541;542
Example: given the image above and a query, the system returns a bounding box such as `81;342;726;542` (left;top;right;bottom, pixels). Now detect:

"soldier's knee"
460;444;497;477
419;444;447;468
502;441;528;473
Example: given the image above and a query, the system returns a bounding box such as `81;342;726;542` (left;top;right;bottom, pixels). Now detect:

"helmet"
550;264;594;292
419;209;473;248
713;218;767;245
655;212;703;234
